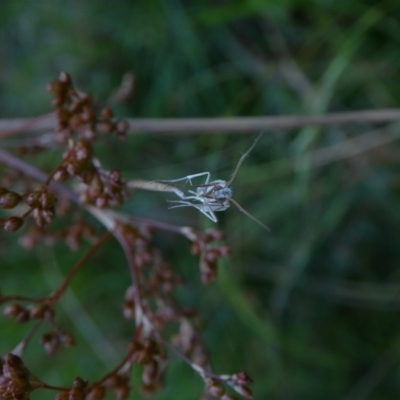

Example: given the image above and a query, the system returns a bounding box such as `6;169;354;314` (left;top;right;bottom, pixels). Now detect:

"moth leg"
167;200;218;222
160;172;211;186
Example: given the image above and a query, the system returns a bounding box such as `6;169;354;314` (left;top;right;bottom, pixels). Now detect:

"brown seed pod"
3;217;24;232
0;192;22;209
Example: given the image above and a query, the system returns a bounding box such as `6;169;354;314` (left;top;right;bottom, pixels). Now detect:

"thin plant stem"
48;231;113;303
1;108;400;134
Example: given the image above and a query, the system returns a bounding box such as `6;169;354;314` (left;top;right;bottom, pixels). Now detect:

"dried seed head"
53;167;69;182
3;304;26;319
39;192;57;209
3;217;24;232
206;378;225;398
47;80;66;97
40;332;59;355
218;245;231;257
25;191;42;207
86;385;106;400
33;207;45;227
29;304;54;321
40;207;56;224
0;192;22;209
109;170;122;185
1;353;42;400
89;174;104;197
191;241;201;255
95;195;108;209
142;361;158;386
101;107;114;120
59;331;76;347
82;127;97;141
65;160;84;176
122;299;135;320
115;384;130;400
205;229;225;242
59;71;72;84
231;371;253;386
54;391;69;400
75;140;92;161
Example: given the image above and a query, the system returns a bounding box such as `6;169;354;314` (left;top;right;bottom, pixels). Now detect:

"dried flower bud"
109;170;122;185
205;249;219;263
72;377;87;390
70;377;88;400
75;140;91;161
1;353;42;400
82;127;97;140
54;391;69;400
33;207;45;227
54;167;69;182
206;378;225;398
231;371;253;386
205;229;225;242
59;71;71;85
101;121;114;134
56;108;70;122
105;375;130;400
89;174;104;197
70;114;83;129
80;107;94;123
40;332;59;355
122;299;135;320
29;304;54;321
3;303;25;319
101;107;113;120
86;385;106;400
108;192;124;206
95;195;108;209
40;207;56;224
115;385;130;400
66;160;84;176
47;80;66;96
218;245;231;257
0;191;22;209
60;331;76;347
200;259;217;284
79;93;93;105
3;216;24;232
142;361;158;386
26;191;42;207
191;241;201;255
52;97;65;107
39;192;57;209
16;309;30;323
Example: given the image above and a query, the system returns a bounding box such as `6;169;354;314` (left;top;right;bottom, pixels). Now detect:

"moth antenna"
225;132;264;187
229;197;271;232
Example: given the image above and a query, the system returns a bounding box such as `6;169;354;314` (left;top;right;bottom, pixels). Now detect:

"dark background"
1;1;400;399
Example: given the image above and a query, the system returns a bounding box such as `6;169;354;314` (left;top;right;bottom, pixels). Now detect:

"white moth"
158;133;270;231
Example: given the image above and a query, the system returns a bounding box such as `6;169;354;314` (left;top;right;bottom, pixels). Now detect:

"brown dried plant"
0;73;253;400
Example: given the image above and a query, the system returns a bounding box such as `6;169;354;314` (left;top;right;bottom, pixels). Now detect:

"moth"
158;133;270;231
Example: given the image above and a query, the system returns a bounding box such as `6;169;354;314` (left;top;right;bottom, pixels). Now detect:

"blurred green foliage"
1;1;400;399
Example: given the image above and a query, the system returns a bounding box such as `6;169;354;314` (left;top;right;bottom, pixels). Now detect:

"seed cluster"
0;354;43;400
0;73;253;400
